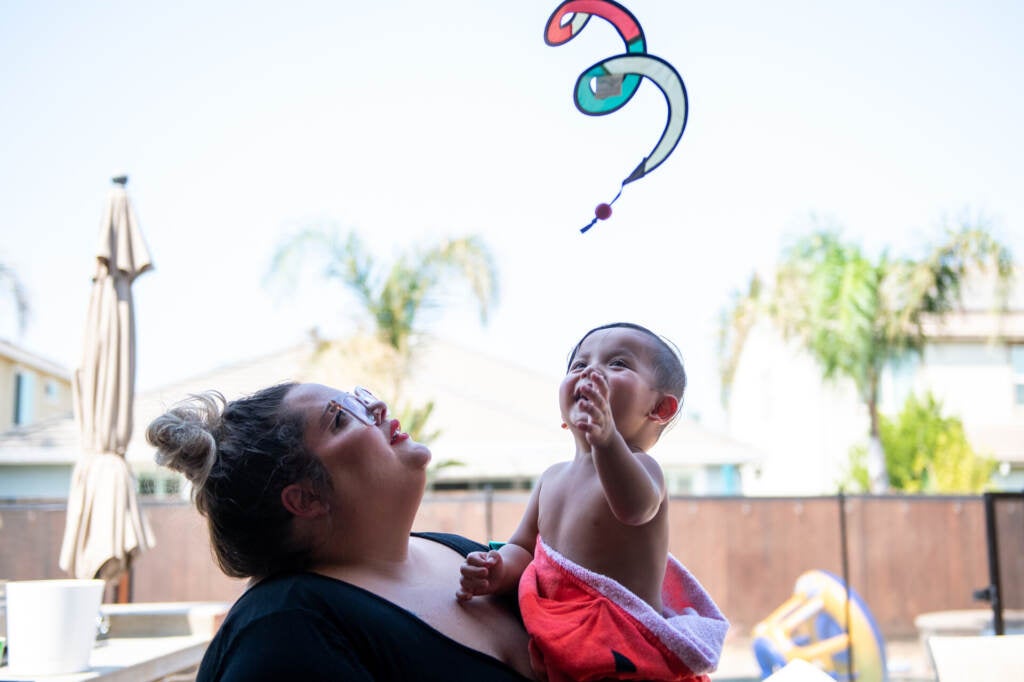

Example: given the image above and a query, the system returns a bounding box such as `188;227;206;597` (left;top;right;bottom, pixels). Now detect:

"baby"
457;322;728;681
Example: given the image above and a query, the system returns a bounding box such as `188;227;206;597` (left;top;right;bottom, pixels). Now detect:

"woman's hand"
456;550;504;601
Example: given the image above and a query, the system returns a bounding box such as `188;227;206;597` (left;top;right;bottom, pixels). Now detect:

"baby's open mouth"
573;383;592;403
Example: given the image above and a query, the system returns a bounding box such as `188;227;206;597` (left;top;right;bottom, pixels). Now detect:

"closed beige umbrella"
59;176;155;588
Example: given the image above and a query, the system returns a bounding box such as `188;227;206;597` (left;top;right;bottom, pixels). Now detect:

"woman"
147;382;533;681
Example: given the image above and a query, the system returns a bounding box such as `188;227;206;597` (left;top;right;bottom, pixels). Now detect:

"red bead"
595;203;612;220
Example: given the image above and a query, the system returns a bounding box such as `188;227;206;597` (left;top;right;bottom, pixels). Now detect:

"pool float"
752;570;887;681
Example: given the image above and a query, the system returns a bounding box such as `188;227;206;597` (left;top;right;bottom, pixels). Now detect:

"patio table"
0;633;208;682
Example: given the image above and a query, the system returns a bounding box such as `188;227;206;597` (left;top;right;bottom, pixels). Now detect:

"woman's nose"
366;399;387;425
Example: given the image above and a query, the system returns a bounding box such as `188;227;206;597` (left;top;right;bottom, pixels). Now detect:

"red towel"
518;537;728;682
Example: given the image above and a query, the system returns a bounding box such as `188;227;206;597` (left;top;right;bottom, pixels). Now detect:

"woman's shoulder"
198;574;375;681
220;572;364;626
411;531;487;557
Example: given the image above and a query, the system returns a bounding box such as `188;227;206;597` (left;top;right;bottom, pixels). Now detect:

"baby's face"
560;327;662;435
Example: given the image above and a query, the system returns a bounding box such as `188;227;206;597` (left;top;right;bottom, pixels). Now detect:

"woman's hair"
146;382;331;579
567;322;687;402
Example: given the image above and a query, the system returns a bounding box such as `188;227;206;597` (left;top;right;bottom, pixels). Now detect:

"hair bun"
146;391;226;489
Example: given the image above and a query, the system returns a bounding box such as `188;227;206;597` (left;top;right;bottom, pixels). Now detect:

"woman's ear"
650;395;680;424
281;481;328;518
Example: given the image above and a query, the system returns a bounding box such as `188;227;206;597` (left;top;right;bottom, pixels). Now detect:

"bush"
841;392;996;493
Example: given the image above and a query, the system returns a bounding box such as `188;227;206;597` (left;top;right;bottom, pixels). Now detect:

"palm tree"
716;272;763;408
718;219;1013;492
1;262;30;335
267;228;499;443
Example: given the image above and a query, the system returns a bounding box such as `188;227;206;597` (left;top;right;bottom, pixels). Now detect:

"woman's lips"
390;419;409;444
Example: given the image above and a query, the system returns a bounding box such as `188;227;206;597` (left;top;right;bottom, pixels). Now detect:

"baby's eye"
609;359;629;368
569;360;586;371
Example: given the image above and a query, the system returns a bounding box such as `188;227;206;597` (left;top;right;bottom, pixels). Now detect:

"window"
1013;346;1024;406
138;476;157;496
164;477;182;496
138;474;186;498
888;354;919;410
45;380;59;402
13;371;35;426
665;470;694;496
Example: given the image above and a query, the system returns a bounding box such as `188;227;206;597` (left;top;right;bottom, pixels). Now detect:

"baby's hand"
575;371;618;447
456;550;503;602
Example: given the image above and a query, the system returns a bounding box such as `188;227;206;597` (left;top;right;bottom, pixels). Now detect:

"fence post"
974;492;1005;635
837;490;854;681
484;484;494;542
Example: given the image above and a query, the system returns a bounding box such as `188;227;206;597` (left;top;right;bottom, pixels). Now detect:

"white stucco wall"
727;324;867;495
728;326;1024;494
916;342;1016;422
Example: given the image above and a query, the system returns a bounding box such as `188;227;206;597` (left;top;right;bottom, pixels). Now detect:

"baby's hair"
567;322;687;403
146;382;331;579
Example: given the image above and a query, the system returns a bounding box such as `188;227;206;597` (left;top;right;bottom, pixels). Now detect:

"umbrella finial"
112;175;129;186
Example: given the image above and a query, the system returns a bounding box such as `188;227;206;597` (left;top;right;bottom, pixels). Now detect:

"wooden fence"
1;494;1020;637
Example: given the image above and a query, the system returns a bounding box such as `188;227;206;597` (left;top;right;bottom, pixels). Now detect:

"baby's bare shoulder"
536;460;579;487
540;460;572;477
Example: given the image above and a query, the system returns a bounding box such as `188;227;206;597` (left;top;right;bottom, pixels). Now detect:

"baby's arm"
456;477;541;602
575;371;666;525
455;543;532;601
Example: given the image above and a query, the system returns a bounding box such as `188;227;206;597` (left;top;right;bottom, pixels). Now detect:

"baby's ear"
281;481;328;518
650;395;679;424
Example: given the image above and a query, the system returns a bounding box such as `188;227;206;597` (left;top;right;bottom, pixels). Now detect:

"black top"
196;532;529;681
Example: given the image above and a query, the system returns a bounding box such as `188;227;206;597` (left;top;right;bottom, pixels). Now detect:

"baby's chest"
538;472;616;534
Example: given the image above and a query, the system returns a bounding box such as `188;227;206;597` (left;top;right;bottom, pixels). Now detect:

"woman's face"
288;383;432;491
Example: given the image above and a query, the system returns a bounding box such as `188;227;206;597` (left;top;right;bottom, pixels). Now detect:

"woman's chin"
402;441;433;469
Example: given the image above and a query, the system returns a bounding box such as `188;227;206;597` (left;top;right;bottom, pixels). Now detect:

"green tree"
843;392;995;493
718;219;1013;492
268;228;499;444
1;262;30;335
717;272;763;408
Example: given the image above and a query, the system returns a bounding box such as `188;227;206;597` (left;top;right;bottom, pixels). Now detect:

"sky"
2;0;1022;430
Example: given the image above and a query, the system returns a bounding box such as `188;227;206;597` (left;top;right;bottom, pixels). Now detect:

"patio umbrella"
59;176;155;588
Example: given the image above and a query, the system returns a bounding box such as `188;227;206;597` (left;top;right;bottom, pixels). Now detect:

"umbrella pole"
116;571;131;603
